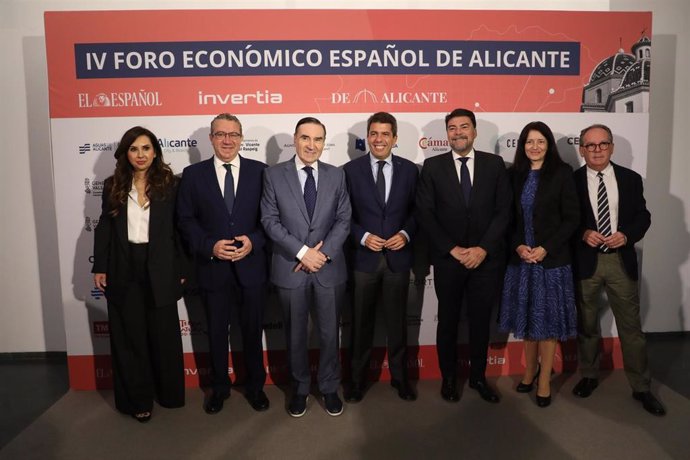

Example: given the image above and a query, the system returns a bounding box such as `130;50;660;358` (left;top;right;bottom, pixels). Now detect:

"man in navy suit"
416;108;511;403
261;117;351;417
571;123;665;416
177;113;269;414
343;112;418;402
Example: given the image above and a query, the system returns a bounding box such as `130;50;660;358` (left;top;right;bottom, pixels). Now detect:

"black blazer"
344;153;418;273
92;177;188;307
573;162;651;280
416;150;512;270
507;163;580;269
176;156;268;290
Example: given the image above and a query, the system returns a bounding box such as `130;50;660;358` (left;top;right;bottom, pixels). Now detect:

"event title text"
75;40;580;78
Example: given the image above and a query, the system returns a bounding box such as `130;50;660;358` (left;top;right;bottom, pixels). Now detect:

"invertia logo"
198;90;283;105
77;91;162;108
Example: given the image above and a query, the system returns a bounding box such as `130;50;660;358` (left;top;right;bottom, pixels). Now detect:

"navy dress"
499;170;577;341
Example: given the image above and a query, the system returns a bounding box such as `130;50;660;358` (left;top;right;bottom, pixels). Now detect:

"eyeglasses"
212;131;242;140
582;141;612;152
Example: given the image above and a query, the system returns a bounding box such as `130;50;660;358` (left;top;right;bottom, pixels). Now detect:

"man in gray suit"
261;117;351;417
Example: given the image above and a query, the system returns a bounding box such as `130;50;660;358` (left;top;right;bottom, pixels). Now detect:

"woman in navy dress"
499;121;580;407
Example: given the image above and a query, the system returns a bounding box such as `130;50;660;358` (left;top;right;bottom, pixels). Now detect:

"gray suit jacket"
261;157;351;288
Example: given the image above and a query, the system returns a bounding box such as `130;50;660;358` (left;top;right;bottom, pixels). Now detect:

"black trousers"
350;255;410;384
108;243;185;414
203;273;267;395
433;262;499;382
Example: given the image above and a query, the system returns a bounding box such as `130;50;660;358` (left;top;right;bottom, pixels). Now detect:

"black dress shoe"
132;411;151;423
323;392;343;417
391;379;417;401
345;384;364;403
204;391;230;414
288;394;308;418
632;391;666;416
441;378;459;402
536;393;551;407
572;378;598;398
246;390;270;412
469;379;500;403
516;364;541;393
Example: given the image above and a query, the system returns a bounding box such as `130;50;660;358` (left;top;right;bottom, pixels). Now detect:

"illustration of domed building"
581;35;651;113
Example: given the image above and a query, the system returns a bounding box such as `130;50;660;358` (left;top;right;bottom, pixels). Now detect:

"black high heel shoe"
536;393;551;407
516;364;541;393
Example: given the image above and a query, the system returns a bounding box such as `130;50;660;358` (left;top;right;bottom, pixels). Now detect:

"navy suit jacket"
343;153;418;273
261;157;351;289
573;162;650;281
176;156;268;290
416;150;511;270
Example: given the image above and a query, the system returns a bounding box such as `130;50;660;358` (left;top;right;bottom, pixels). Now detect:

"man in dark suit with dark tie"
261;117;351;417
343;112;418;403
177;113;269;414
571;123;665;416
416;108;511;403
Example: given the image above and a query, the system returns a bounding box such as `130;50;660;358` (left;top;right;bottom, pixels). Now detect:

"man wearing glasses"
571;123;665;416
177;113;270;414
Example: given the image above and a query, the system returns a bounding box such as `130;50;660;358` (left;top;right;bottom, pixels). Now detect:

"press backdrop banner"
45;9;652;389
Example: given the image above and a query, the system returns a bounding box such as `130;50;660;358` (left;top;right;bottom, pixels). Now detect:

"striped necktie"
597;172;611;252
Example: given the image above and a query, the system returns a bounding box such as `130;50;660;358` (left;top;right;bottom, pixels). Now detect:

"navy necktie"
303;166;316;221
376;160;386;205
458;157;471;205
597;172;611;252
223;163;235;215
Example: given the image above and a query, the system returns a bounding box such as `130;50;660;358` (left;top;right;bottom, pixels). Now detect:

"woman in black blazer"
499;121;580;407
93;126;187;422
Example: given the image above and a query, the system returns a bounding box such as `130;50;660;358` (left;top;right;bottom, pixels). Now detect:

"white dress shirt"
127;184;150;243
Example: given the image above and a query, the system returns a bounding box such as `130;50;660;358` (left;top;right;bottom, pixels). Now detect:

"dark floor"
1;333;688;451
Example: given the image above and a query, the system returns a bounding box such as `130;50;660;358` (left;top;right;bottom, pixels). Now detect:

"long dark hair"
108;126;175;216
512;121;564;176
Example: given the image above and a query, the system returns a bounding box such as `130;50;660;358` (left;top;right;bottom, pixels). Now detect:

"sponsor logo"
410;276;434;288
263;320;283;330
184;367;213;376
77;90;162;108
458;356;506;367
85;178;105;196
158;137;197;153
92;321;109;336
197;90;283;105
79;142;116;155
179;319;205;336
355;138;366;151
90;287;104;300
84;216;99;232
407;315;423;326
331;89;448;105
96;367;113;378
241;138;260;154
419;137;449;152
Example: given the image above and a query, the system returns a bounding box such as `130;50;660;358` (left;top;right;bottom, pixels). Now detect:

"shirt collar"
586;162;613;178
295;155;319;172
214;154;241;170
369;153;392;167
452;148;475;161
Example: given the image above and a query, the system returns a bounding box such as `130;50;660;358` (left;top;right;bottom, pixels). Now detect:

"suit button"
309;228;314;233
